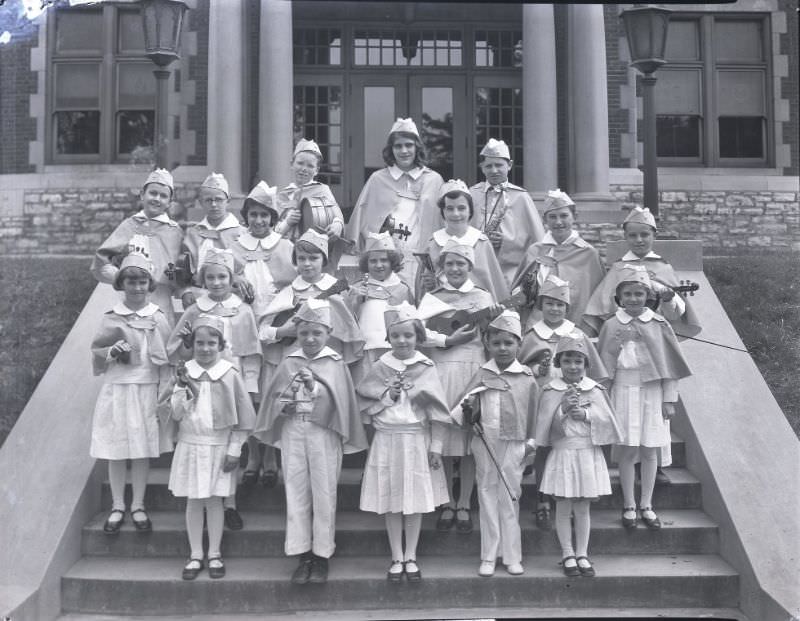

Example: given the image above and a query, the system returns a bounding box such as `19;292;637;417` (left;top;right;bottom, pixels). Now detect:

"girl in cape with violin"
345;231;413;384
417;240;502;535
357;303;453;583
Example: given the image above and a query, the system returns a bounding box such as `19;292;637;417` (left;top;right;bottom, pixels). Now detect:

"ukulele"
426;289;528;336
269;278;350;342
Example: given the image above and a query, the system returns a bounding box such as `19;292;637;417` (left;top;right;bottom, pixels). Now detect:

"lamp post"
620;5;671;219
140;0;188;168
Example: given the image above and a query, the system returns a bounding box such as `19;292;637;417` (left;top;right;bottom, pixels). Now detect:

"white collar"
287;345;341;361
185;358;233;380
542;230;584;247
196;294;243;311
367;271;402;287
285;180;321;191
482;358;527;375
442;278;475;293
133;210;176;225
548;376;597;391
388;165;424;181
112;302;160;317
615;307;657;324
622;250;661;261
292;273;338;291
433;225;482;247
487;181;509;192
237;231;281;251
532;319;575;339
380;350;430;371
198;213;240;231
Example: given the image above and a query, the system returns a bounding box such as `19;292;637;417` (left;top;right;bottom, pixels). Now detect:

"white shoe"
506;562;524;575
478;560;496;577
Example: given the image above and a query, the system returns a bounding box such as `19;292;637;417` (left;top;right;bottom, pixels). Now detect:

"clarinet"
483;191;508;237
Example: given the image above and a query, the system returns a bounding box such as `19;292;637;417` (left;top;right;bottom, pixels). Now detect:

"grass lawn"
0;257;96;447
0;253;797;448
705;253;800;438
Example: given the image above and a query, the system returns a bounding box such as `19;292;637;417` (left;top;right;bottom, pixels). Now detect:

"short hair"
292;240;328;267
545;203;577;217
114;265;156;292
536;294;570;312
295;319;333;333
553;350;589;368
382;132;428;168
198;262;234;286
438;251;474;271
142;181;173;198
188;326;226;351
386;318;426;346
358;248;404;274
484;325;522;343
292;150;323;166
614;280;658;310
241;198;278;227
437;190;474;219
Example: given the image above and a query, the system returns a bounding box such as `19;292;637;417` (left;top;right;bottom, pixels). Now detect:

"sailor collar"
292;273;338;291
132;211;176;226
185;358;234;380
433;225;482;247
287;345;341;361
532;319;576;340
380;350;431;371
622;250;662;261
284;180;322;191
615;307;661;324
482;358;527;375
111;302;160;317
388;165;424;181
541;230;587;248
441;278;475;293
198;213;240;231
196;294;242;312
367;271;402;287
548;376;597;392
237;231;282;251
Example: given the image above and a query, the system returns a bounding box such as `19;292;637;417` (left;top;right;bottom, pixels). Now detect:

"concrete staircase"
59;434;740;619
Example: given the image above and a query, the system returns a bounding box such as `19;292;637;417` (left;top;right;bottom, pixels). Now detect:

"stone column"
258;0;294;188
522;4;558;196
567;5;619;222
207;1;246;195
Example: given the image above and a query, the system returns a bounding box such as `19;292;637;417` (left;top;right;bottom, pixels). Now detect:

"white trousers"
471;435;525;565
281;417;342;558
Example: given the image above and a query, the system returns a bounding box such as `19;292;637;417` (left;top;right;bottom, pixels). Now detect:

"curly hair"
358;248;404;274
437;189;474;219
385;318;427;347
381;132;428;168
113;265;156;292
292;241;328;267
187;326;226;351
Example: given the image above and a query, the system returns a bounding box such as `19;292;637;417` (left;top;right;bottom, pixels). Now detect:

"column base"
571;193;625;224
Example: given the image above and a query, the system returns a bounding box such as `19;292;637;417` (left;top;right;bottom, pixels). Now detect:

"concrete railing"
0;283;116;621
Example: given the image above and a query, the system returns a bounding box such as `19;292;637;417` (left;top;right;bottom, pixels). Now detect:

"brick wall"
0;14;38;174
186;0;209;166
605;4;631;169
779;0;798;175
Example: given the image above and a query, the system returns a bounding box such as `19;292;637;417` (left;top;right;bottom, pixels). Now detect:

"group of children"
88;128;697;585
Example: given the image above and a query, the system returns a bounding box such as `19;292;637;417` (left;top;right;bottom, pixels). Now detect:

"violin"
426;289;528;336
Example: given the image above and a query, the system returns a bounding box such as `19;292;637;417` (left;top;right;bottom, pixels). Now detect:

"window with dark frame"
50;6;156;163
655;14;770;166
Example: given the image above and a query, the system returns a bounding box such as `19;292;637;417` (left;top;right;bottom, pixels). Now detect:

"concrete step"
82;508;720;558
61;554;739;616
103;466;703;512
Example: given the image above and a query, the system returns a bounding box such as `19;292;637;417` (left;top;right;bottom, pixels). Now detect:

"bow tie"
490;183;507;193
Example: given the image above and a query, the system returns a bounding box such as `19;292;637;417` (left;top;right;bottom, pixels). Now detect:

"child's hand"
420;271;437;292
175;364;200;399
350;281;369;297
276;322;297;339
326;220;344;238
109;339;132;362
178;320;193;349
282;402;297;415
428;451;442;470
234;276;255;304
461;396;480;425
222;455;239;472
662;402;676;421
445;324;478;348
387;384;402;401
487;229;503;250
568;407;587;421
561;389;579;412
297;367;315;391
285;208;301;226
659;287;675;303
181;291;196;310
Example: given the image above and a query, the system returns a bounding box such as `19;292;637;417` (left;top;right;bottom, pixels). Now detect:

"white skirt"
432;350;483;457
540;444;611;500
168;441;236;499
90;383;168;460
360;429;449;515
611;370;671;448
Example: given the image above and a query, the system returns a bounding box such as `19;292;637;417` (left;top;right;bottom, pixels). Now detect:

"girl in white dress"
535;335;622;578
90;253;172;534
357;303;453;582
167;315;256;580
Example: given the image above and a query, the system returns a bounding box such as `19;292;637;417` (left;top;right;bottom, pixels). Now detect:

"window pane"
657;115;701;158
475;29;523;68
55;111;100;154
118;64;156;109
715;21;763;62
664;20;700;61
118;10;146;53
362;86;395;179
421;87;453;181
55;63;100;108
719;117;763;158
55;10;102;54
117;110;155;155
717;70;764;116
293;28;342;66
354;29;462;66
293;85;343;186
655;69;701;115
475;86;523;185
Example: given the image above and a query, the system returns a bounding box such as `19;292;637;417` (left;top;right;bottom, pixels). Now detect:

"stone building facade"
0;0;797;255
